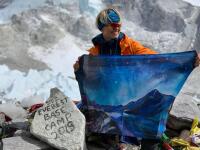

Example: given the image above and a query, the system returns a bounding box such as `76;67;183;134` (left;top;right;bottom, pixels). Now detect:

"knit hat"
96;8;121;31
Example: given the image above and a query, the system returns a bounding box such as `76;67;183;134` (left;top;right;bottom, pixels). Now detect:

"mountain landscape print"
76;51;196;138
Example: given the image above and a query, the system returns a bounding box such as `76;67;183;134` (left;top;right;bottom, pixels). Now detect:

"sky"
82;53;195;105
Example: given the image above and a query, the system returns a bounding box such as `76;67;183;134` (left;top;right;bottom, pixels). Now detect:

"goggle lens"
110;23;121;28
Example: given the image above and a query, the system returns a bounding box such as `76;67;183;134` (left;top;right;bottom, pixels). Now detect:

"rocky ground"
0;88;200;150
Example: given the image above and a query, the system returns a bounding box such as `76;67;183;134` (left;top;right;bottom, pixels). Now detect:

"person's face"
102;23;121;41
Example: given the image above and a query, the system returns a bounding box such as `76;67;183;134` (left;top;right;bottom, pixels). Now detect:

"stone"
0;140;2;150
169;68;200;130
121;144;140;150
165;128;180;138
0;0;13;9
14;130;32;137
30;88;86;150
0;113;5;126
179;129;191;142
2;136;52;150
167;114;192;131
87;143;140;150
8;120;29;131
0;120;30;139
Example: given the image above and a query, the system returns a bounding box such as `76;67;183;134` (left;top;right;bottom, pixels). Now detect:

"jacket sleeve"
130;38;157;55
88;46;99;56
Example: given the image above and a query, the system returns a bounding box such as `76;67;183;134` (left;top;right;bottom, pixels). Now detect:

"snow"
0;103;27;120
29;34;86;75
88;0;105;14
0;0;92;105
0;65;82;103
0;0;72;24
183;0;200;6
0;34;88;103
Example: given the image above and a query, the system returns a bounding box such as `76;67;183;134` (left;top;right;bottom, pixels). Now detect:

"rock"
0;127;2;138
30;88;86;150
8;120;29;131
169;68;200;130
2;136;52;150
14;130;32;137
170;92;200;120
0;113;5;126
121;144;140;150
0;0;13;9
87;143;140;150
0;140;2;150
179;129;191;142
167;114;192;131
165;128;180;138
0;120;29;139
71;15;95;41
0;113;11;123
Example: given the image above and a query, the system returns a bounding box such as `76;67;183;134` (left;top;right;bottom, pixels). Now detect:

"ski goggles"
109;23;121;28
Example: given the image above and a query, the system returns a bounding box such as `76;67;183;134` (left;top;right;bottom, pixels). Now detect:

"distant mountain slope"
85;89;175;138
124;89;174;115
0;0;13;9
87;89;174;115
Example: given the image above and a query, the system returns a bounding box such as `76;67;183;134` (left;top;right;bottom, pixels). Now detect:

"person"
74;8;157;71
74;8;200;150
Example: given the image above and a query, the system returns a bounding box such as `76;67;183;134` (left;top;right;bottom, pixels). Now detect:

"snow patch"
0;65;81;102
183;0;200;6
28;34;87;75
0;103;27;120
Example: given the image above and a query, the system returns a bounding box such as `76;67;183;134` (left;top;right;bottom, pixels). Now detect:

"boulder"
13;130;32;137
0;113;5;126
169;68;200;130
2;136;51;150
30;88;86;150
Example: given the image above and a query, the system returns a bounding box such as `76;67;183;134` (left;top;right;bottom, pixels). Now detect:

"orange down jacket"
88;34;157;55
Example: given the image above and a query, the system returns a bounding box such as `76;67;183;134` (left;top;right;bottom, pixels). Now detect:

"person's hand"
73;57;80;72
73;60;79;72
194;52;200;67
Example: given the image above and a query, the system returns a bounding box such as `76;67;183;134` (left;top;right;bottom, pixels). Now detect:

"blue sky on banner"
82;51;196;105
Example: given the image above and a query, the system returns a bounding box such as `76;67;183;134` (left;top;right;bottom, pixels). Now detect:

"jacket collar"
92;32;125;46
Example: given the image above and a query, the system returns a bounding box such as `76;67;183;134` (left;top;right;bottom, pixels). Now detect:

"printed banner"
75;51;196;139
